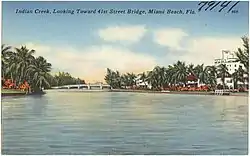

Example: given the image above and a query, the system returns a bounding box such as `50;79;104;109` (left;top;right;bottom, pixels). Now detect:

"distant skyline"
2;1;249;82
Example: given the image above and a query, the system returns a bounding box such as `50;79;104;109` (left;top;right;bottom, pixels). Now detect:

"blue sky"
2;1;249;82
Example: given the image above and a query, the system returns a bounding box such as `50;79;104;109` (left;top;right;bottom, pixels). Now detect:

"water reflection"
2;92;248;155
42;92;117;124
2;96;49;120
209;96;248;134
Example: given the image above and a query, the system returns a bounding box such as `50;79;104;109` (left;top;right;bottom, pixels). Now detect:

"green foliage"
50;72;85;87
1;44;85;92
105;36;248;90
104;68;137;89
104;68;121;88
105;61;232;90
217;64;230;87
232;66;245;89
235;36;249;75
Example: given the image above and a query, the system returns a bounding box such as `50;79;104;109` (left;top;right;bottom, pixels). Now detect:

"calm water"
2;91;248;155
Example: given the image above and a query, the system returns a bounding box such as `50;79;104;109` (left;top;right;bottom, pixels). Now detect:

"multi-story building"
214;50;247;89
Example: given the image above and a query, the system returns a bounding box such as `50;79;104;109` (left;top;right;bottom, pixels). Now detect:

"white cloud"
24;42;52;55
98;25;147;43
153;28;188;50
153;27;244;66
178;36;243;65
21;43;157;83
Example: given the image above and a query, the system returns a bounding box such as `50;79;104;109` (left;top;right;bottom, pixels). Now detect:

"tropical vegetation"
1;44;85;93
105;36;249;91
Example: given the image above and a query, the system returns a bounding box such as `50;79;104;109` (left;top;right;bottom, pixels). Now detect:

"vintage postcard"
1;1;249;155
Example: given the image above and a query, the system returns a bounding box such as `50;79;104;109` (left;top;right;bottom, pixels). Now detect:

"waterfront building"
186;74;200;87
214;50;248;89
186;74;207;88
135;77;152;89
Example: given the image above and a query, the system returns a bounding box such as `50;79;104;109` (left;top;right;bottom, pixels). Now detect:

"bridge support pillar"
88;84;90;90
78;85;80;89
67;86;70;89
100;83;103;90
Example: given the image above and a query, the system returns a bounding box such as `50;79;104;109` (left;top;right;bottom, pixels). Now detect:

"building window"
235;64;237;67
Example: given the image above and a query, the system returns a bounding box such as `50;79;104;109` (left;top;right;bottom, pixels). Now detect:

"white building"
214;50;247;89
135;76;152;89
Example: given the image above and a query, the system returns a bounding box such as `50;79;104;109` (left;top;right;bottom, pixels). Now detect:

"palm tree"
166;65;176;87
104;68;114;87
148;66;164;90
127;73;136;88
206;65;217;88
217;64;230;88
27;56;52;91
232;66;244;89
145;66;168;90
235;36;249;75
138;72;147;87
194;64;203;81
1;44;12;79
194;64;212;85
5;52;18;85
14;46;35;85
187;64;195;75
146;70;158;90
153;66;162;89
114;71;122;88
121;74;129;88
159;67;167;89
2;44;84;91
172;61;188;86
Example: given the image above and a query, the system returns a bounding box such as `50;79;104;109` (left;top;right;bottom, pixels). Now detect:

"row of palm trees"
1;44;85;92
104;36;249;90
105;63;231;90
104;68;137;89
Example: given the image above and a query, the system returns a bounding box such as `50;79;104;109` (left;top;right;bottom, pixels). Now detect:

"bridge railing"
51;84;111;90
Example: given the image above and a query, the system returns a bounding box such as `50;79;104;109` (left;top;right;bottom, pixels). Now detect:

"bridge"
51;83;112;90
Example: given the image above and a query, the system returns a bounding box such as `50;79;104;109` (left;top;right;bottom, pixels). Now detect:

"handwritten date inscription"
198;1;239;13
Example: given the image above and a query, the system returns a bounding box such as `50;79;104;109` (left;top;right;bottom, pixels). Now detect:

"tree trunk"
10;73;13;82
222;77;225;90
144;81;147;89
40;81;42;91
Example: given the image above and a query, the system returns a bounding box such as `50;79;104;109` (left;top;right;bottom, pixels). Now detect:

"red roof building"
187;74;198;81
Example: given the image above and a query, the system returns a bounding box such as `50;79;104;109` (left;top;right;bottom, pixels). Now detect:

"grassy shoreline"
1;89;26;96
1;89;46;96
